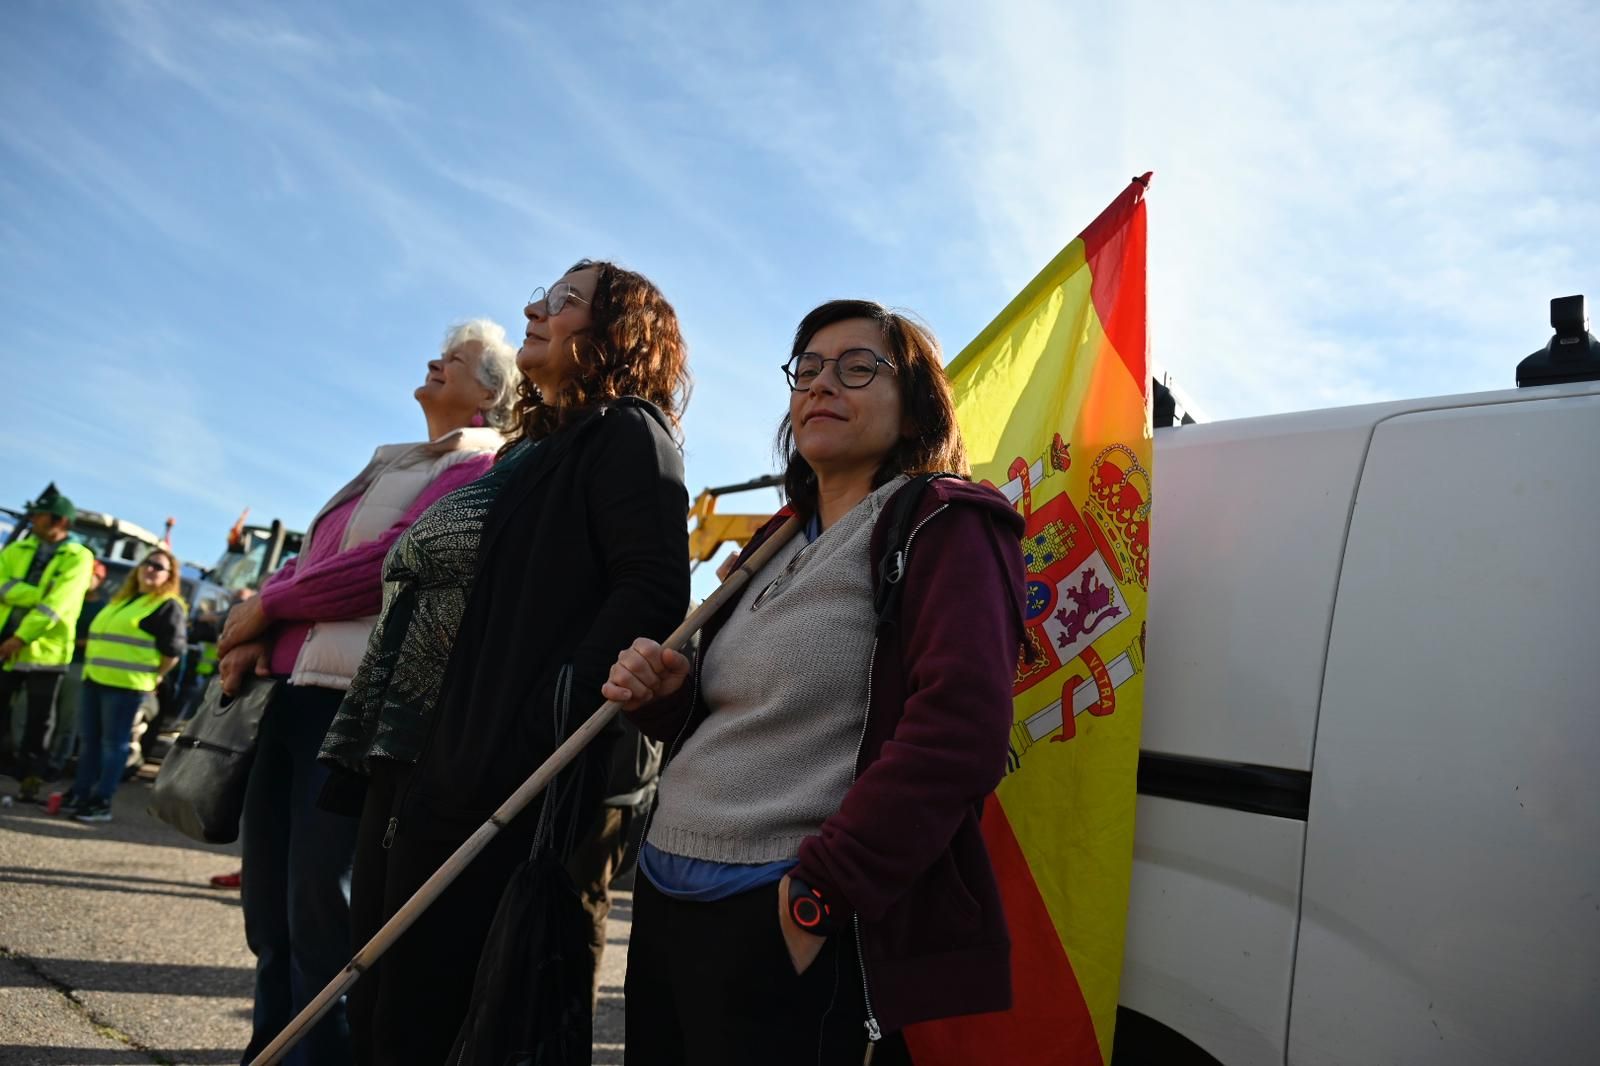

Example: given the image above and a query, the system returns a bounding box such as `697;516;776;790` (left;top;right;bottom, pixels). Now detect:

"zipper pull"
885;549;906;584
864;1018;882;1053
382;816;397;850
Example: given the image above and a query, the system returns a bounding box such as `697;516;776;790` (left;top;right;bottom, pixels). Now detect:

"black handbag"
148;675;278;844
448;849;594;1066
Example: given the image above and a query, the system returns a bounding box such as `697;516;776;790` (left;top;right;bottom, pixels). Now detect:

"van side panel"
1291;395;1600;1065
1123;410;1375;1060
1121;796;1304;1066
1145;416;1370;770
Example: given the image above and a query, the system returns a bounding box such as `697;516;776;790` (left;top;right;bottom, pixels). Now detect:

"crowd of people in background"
0;488;187;819
0;494;265;817
1;259;1030;1066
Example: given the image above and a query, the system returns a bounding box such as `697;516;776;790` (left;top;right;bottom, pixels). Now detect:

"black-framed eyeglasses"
527;283;590;316
141;561;170;573
781;349;895;391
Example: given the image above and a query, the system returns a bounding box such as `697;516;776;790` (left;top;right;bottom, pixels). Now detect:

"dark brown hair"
777;299;969;518
502;259;691;451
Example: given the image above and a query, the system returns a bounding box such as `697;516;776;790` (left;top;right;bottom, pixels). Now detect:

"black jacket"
400;399;690;842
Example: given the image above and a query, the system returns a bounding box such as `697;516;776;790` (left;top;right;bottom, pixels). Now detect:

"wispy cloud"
603;1;937;253
896;0;1600;414
89;0;530;301
471;1;785;291
0;79;215;253
0;314;345;564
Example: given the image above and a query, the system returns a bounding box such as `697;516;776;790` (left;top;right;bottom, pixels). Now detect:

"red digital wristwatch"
787;875;838;936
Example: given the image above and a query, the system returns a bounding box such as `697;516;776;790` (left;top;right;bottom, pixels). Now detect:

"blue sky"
2;0;1596;582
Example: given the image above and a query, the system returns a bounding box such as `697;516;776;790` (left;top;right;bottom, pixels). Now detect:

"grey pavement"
0;776;631;1065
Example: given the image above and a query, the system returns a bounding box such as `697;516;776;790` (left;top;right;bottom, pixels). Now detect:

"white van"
1115;304;1600;1065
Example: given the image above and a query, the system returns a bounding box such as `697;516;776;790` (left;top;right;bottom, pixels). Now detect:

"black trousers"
566;802;641;1008
0;669;64;780
624;877;912;1066
365;804;549;1066
345;759;409;1066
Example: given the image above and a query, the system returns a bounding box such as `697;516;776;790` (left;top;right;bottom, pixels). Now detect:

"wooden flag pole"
249;516;801;1066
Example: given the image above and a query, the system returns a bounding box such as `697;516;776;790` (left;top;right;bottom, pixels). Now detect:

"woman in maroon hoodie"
604;299;1027;1065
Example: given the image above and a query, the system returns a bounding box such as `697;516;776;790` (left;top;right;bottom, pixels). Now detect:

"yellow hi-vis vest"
85;593;174;691
195;641;219;677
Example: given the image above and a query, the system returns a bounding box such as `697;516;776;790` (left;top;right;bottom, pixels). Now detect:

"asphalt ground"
0;775;630;1065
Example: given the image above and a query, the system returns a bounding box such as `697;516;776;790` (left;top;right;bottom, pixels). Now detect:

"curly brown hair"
776;299;969;519
502;259;691;450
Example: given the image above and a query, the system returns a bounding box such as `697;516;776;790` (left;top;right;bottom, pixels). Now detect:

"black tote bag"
148;675;277;844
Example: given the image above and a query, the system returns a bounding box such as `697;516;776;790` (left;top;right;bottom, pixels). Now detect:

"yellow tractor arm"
687;474;783;563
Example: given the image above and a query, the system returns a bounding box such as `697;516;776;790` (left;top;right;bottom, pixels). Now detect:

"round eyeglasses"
781;349;895;391
527;283;589;317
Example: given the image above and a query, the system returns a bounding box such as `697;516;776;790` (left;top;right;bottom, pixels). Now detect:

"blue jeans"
240;683;359;1066
73;680;144;801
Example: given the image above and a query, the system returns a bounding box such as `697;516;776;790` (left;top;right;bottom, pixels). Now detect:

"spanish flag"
908;175;1152;1065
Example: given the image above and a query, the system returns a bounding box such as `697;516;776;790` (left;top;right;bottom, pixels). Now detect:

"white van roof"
1144;379;1598;771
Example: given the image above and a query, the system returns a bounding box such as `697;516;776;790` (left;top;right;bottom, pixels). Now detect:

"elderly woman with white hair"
216;318;517;1066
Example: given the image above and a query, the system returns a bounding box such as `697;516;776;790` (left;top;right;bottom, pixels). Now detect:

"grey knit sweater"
646;476;908;863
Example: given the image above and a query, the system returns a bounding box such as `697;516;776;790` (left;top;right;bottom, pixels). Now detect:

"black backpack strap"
874;472;962;626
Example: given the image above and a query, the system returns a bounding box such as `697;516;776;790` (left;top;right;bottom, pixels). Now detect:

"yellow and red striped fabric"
908;174;1152;1065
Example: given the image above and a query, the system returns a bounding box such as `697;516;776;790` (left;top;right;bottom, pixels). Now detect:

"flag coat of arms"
907;174;1152;1065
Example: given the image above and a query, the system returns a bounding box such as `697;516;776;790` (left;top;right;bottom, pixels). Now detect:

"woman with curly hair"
355;259;692;1062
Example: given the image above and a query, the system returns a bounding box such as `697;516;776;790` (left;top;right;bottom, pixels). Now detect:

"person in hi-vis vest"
195;640;220;678
65;547;186;823
1;485;96;802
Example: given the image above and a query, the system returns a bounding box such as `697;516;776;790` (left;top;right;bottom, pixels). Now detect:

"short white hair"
442;319;519;431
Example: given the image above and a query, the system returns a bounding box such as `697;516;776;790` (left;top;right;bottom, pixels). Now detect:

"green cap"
25;483;75;523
